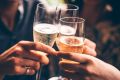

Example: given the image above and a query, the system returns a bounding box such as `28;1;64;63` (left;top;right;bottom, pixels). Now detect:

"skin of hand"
82;38;96;56
57;39;120;80
0;41;57;79
58;53;120;80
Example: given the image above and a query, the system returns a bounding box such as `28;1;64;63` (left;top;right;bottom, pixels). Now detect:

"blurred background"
0;0;120;80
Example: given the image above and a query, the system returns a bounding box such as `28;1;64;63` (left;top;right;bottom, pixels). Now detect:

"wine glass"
56;17;85;80
57;17;85;53
55;3;79;24
33;3;58;80
49;4;80;80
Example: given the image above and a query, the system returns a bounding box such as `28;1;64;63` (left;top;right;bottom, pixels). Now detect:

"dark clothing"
0;0;40;80
0;0;36;53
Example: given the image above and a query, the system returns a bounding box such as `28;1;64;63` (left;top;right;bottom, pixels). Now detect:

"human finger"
11;66;35;75
0;44;20;61
6;46;49;65
59;60;89;74
16;49;49;65
84;39;96;50
0;42;29;61
57;52;93;63
34;42;58;55
17;41;58;55
0;41;58;61
7;57;40;71
0;57;38;76
29;50;49;65
6;48;49;65
83;45;97;56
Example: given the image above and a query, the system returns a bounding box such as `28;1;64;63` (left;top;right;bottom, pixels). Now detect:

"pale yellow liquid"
33;23;58;46
56;36;84;69
56;36;84;53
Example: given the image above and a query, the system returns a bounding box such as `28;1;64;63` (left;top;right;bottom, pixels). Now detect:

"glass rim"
59;17;85;24
37;3;79;10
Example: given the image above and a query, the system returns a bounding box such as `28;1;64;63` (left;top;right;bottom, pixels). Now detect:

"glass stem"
36;64;44;80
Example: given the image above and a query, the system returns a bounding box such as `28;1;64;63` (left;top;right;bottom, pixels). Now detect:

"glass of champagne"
57;17;85;53
33;3;58;80
49;4;79;80
56;17;85;79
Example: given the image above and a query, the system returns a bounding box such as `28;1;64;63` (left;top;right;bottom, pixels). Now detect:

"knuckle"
14;46;22;51
10;57;20;65
17;40;25;46
14;47;23;55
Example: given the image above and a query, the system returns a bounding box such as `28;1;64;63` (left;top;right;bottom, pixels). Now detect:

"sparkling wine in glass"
56;17;85;80
49;3;80;80
57;17;85;53
33;3;58;80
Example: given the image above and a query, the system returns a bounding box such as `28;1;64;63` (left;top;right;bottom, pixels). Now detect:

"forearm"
103;64;120;80
109;69;120;80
